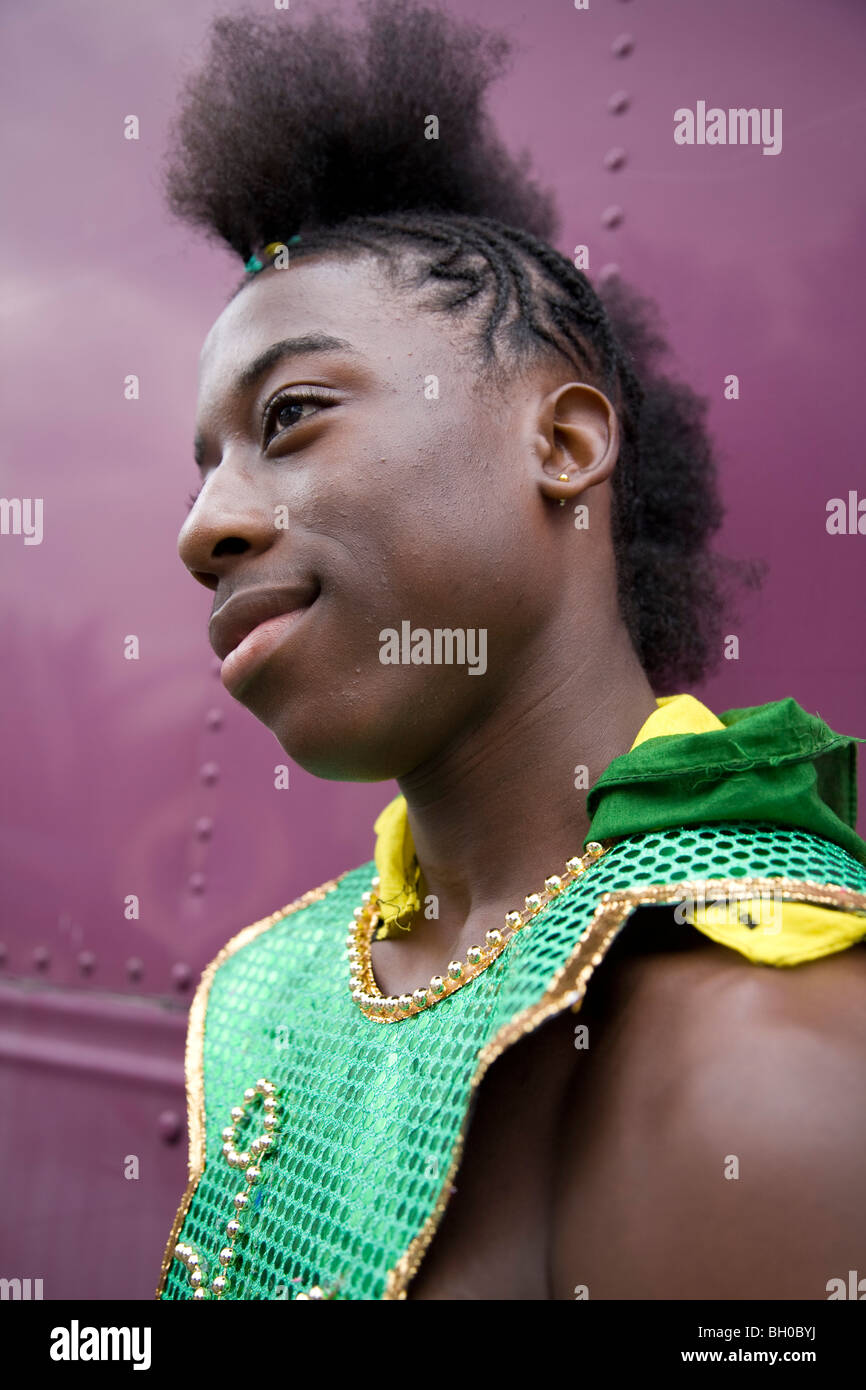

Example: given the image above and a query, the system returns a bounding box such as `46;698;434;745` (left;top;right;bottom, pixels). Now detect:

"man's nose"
177;459;279;588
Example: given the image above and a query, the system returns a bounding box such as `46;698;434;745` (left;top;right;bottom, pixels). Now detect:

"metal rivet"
126;956;144;981
200;761;220;785
608;90;630;115
195;817;214;840
78;950;96;974
33;946;50;970
172;962;192;990
604;146;627;171
189;872;206;895
158;1110;183;1144
612;34;635;58
205;708;224;732
601;205;624;229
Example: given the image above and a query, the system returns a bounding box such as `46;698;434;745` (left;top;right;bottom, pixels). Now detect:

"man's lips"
209;583;320;662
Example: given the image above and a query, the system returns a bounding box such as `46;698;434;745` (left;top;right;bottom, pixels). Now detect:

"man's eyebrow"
193;333;357;468
236;332;357;393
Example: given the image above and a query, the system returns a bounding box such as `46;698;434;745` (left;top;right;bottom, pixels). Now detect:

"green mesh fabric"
160;822;866;1301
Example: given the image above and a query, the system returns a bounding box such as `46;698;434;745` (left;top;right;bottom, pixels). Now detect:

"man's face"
179;251;565;781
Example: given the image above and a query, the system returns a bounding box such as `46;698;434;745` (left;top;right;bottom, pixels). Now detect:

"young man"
156;1;866;1300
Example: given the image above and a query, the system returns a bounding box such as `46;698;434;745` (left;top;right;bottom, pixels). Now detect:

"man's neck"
394;624;657;939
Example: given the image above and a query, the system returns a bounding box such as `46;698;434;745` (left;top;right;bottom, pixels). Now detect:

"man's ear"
532;383;620;506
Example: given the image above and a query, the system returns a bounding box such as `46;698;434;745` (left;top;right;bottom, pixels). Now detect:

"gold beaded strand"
348;842;607;1022
173;1077;280;1299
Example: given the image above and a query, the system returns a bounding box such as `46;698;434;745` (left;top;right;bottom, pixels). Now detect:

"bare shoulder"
549;928;866;1300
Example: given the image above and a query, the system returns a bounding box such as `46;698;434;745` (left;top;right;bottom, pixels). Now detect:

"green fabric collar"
586;697;866;867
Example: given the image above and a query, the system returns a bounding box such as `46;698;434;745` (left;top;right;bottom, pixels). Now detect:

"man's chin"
269;717;410;785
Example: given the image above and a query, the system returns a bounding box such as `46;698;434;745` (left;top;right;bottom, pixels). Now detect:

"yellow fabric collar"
372;692;866;963
373;694;722;933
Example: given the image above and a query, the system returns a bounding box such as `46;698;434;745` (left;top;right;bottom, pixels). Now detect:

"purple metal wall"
1;0;864;1299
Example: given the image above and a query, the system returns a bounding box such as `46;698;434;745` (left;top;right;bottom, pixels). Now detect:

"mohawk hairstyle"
162;0;764;691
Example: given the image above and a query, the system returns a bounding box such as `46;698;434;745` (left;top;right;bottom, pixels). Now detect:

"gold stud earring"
558;472;569;507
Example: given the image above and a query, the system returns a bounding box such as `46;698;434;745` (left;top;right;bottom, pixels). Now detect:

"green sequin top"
157;819;866;1301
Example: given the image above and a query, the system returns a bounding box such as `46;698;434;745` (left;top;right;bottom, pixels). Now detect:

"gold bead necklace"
347;842;608;1022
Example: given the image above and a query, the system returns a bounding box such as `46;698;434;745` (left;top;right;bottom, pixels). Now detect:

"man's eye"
183;389;337;512
263;387;335;443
